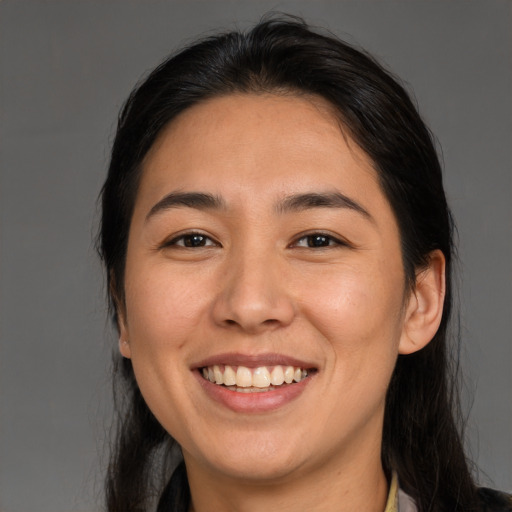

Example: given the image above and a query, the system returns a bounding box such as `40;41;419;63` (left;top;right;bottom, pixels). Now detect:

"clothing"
159;463;512;512
478;487;512;512
385;472;512;512
384;471;417;512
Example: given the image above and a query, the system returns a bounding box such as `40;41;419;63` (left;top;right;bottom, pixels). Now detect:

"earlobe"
110;271;132;359
117;308;132;359
119;337;132;359
399;250;446;355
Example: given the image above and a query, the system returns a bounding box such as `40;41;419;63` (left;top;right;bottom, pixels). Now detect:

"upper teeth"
202;365;308;388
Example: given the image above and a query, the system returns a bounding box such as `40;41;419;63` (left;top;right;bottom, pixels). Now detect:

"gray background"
0;1;510;510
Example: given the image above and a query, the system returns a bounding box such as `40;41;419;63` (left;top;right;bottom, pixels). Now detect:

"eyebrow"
275;192;372;221
146;190;372;222
146;191;226;222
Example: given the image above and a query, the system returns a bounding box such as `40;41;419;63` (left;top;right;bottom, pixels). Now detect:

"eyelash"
291;232;347;249
164;232;219;248
163;231;347;250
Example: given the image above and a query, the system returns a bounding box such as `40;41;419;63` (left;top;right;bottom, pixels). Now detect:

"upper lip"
192;352;317;369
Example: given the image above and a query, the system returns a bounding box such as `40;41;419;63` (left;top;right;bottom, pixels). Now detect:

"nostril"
213;290;295;332
223;317;281;329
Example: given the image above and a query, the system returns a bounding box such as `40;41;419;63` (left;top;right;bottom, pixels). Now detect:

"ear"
118;313;132;359
399;250;446;355
110;270;132;359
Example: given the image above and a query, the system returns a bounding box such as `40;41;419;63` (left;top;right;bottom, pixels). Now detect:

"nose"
211;248;295;334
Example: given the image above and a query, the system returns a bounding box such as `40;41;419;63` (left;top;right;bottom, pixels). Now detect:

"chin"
206;455;304;483
185;431;309;483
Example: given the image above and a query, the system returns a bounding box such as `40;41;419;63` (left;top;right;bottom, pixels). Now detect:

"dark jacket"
478;487;512;512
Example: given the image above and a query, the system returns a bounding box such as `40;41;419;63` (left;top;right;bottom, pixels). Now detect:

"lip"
191;352;317;414
193;369;314;413
191;352;317;370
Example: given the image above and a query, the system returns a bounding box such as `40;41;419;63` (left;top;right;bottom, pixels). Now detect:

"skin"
118;93;445;512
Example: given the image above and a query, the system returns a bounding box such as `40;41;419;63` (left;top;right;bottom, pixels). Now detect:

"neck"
185;441;389;512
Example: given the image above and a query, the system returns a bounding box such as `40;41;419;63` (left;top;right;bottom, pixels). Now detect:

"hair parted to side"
98;14;478;512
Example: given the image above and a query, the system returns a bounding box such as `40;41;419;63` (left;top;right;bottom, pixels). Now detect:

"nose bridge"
212;239;295;332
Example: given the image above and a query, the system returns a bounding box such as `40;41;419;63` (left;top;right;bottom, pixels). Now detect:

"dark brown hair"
98;14;478;512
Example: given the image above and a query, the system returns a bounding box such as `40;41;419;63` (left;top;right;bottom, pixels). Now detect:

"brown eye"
306;235;331;247
167;233;217;248
294;233;342;248
183;234;208;247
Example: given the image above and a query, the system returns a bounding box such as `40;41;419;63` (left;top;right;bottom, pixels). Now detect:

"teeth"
284;366;294;384
213;365;223;385
223;365;236;386
234;386;271;393
252;367;271;388
236;366;252;387
270;366;285;386
201;364;312;388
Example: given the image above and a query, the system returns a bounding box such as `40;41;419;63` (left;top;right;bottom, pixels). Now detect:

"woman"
98;15;511;512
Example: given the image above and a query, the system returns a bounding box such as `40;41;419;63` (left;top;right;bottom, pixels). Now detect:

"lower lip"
194;371;313;413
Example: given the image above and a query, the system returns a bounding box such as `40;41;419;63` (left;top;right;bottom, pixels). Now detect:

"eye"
293;233;345;248
165;232;218;248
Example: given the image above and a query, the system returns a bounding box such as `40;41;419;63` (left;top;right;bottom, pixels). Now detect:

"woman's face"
119;94;412;483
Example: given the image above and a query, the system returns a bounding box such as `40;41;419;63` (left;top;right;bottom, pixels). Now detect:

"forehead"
139;93;382;209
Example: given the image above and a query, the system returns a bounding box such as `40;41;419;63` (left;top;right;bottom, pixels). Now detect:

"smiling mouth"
200;364;316;393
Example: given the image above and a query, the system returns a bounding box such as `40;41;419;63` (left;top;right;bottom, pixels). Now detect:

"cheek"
122;266;212;434
287;263;405;448
298;262;405;382
124;264;212;349
301;264;403;339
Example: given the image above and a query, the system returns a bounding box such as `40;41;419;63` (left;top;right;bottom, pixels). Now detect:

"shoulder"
478;487;512;512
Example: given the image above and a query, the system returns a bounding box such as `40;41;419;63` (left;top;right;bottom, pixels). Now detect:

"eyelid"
290;231;351;248
159;230;350;250
161;230;220;248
